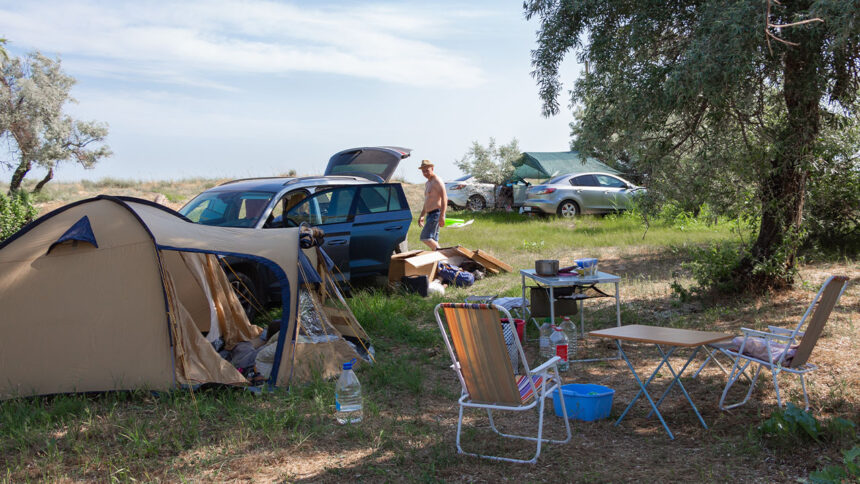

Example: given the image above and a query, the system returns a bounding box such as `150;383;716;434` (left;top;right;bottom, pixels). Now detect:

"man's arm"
437;177;447;227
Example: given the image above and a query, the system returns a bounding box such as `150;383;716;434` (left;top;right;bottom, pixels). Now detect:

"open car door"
325;147;412;183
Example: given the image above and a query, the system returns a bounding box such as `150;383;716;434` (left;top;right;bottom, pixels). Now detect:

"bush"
0;191;38;241
758;403;857;448
679;242;745;295
804;156;860;254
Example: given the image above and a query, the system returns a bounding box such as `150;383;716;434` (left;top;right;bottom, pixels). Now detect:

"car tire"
467;194;486;211
227;271;258;321
557;200;579;218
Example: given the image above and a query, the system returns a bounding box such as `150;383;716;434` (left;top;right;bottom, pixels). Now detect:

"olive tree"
455;138;521;185
1;50;111;193
525;0;860;291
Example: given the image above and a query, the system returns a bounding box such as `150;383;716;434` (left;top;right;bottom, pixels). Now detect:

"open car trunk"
325;146;412;182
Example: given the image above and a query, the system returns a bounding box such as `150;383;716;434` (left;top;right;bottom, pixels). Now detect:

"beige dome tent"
0;196;307;399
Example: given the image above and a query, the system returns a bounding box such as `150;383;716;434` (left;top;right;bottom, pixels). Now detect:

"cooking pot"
535;259;559;276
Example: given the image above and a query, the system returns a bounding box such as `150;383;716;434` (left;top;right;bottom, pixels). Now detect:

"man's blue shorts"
420;209;440;241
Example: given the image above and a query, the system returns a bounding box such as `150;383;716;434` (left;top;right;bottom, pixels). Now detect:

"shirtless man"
418;159;447;250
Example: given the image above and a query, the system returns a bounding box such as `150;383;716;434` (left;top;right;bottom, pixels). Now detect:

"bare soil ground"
6;180;858;483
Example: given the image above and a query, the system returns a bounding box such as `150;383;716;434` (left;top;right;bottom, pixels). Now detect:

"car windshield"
548;174;570;184
179;190;275;228
454;175;473;182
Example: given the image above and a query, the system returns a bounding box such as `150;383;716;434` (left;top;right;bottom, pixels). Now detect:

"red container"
502;318;526;343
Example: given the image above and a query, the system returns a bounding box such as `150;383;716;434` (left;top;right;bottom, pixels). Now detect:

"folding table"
589;324;732;440
520;269;622;363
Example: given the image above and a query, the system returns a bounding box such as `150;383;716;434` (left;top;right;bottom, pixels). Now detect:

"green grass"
420;210;740;255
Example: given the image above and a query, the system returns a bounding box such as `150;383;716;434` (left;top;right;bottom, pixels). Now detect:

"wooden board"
472;250;512;273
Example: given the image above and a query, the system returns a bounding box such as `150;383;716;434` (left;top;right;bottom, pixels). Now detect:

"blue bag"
437;262;475;287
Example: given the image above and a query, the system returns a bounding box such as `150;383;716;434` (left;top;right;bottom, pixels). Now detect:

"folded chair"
718;275;850;411
434;303;571;464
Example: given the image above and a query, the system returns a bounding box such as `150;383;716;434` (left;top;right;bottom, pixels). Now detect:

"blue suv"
179;147;413;317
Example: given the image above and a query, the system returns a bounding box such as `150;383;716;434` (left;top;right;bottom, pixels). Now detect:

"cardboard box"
388;250;448;283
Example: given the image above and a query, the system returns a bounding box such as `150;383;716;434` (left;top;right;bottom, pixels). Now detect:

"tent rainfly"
0;195;318;399
513;151;620;181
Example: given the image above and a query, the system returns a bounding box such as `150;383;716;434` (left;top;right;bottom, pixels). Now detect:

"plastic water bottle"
335;359;362;424
559;317;578;361
550;326;570;372
539;321;553;359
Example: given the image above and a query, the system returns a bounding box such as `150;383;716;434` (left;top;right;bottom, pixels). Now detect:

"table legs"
614;341;709;440
645;346;707;429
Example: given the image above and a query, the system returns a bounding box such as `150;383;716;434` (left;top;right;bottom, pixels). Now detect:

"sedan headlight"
449;184;466;190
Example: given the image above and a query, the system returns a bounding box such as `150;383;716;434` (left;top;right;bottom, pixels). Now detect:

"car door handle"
384;225;403;231
327;238;348;246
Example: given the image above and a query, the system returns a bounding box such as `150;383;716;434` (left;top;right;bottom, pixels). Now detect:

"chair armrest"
531;356;561;375
767;325;803;338
740;327;793;342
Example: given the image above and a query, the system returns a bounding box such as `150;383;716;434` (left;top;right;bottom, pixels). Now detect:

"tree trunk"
32;167;53;193
8;158;32;194
734;16;822;292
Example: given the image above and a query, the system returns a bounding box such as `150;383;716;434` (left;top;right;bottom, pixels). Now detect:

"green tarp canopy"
513;151;620;180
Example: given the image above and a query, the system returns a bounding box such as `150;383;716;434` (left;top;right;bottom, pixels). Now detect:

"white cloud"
0;0;487;89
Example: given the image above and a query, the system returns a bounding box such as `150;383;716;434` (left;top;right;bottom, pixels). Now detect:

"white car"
445;175;496;211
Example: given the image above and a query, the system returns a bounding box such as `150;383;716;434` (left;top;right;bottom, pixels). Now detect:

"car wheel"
557;200;579;218
467;194;486;211
227;271;258;321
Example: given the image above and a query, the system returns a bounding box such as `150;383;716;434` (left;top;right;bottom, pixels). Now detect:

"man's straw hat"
419;160;434;169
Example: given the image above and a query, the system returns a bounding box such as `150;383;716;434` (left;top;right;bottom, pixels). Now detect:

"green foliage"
454;138;521;185
809;445;860;484
804;114;860;253
679;242;745;295
524;0;860;290
758;403;857;449
0;190;37;241
1;49;111;192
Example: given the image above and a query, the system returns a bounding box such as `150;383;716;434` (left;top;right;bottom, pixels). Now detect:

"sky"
0;0;581;184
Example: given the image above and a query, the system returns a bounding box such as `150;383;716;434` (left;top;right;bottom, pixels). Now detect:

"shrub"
804;156;860;255
0;191;38;241
681;242;745;295
757;403;857;448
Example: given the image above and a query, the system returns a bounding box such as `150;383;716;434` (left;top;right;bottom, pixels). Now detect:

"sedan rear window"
570;175;599;187
179;190;274;228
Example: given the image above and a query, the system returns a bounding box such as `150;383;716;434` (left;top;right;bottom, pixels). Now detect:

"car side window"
287;187;356;225
570;175;598;187
356;185;403;214
264;190;309;228
594;175;627;188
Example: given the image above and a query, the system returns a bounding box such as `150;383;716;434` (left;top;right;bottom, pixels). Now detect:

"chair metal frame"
718;275;850;411
434;302;571;464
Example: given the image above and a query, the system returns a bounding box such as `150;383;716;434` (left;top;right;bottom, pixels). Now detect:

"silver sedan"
521;172;645;218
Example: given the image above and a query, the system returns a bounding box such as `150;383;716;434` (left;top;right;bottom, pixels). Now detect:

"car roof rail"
282;175;370;185
218;176;293;186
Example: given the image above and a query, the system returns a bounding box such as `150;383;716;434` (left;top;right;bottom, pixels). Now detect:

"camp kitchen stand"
520;269;622;363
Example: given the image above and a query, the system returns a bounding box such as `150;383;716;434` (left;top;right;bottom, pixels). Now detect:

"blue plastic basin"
553;383;614;421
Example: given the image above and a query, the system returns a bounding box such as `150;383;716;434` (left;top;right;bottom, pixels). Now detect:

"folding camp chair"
718;275;850;411
434;303;571;464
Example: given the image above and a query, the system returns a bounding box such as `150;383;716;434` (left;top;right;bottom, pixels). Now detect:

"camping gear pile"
391;246;513;296
0;195;372;400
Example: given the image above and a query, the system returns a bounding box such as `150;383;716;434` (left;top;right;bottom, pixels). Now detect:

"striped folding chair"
434;303;571;464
